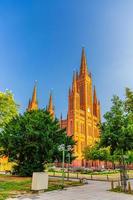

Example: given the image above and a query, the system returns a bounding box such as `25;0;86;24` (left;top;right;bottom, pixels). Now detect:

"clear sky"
0;0;133;119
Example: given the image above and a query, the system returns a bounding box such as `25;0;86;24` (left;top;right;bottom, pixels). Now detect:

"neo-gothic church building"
60;48;101;166
27;48;101;167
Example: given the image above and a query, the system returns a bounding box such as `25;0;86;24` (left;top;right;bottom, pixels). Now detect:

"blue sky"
0;0;133;119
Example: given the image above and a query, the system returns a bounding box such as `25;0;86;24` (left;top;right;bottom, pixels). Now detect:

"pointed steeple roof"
80;47;88;75
69;87;71;96
93;86;97;104
48;92;53;110
28;81;38;111
48;92;55;118
31;82;37;104
60;113;63;121
76;70;79;80
98;100;100;105
93;86;98;117
60;113;63;128
27;99;31;111
72;71;77;92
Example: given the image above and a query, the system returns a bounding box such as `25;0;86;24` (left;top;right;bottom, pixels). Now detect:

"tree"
83;144;111;168
0;90;19;129
0;109;75;176
125;88;133;113
125;151;133;165
99;91;133;191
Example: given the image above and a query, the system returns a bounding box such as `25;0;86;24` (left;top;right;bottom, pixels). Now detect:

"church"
28;48;101;167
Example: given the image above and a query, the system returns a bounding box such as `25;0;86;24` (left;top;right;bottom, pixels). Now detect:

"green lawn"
0;175;83;200
48;170;133;181
0;176;31;200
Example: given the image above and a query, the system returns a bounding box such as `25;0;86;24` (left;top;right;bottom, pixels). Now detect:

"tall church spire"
32;82;37;104
80;47;88;75
27;82;38;111
47;92;55;118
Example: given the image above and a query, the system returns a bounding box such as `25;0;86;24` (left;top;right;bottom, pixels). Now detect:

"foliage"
0;90;19;129
99;88;133;191
125;88;133;113
0;109;75;176
100;94;133;155
83;88;133;173
83;144;111;162
125;151;133;164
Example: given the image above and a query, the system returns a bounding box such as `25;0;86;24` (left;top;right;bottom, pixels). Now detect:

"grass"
110;187;133;195
0;175;83;200
79;170;120;175
0;176;31;200
48;170;133;181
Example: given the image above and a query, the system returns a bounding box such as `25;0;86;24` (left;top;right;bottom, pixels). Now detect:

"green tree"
100;92;133;191
125;151;133;165
0;90;19;129
125;88;133;113
83;144;111;168
0;109;75;176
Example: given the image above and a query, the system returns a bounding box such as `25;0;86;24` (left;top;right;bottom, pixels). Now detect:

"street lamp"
58;144;65;186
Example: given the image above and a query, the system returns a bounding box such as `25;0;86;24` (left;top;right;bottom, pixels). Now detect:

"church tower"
61;48;101;166
27;83;38;111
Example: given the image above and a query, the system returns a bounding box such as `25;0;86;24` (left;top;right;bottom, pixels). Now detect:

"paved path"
8;181;133;200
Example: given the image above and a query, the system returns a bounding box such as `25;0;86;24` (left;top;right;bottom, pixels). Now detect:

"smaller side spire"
27;99;31;111
32;81;37;104
93;86;98;117
72;71;77;92
60;113;63;128
93;86;97;104
98;100;100;105
60;113;62;121
27;82;38;111
97;100;101;121
76;70;79;80
69;87;71;96
47;92;55;118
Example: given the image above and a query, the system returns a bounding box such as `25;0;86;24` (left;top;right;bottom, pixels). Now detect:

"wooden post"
111;181;114;190
128;182;131;193
118;180;120;187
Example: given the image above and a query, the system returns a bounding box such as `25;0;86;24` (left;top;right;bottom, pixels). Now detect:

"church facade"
60;48;101;166
28;48;101;167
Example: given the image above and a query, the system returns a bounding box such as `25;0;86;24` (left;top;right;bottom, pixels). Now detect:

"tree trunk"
112;161;115;170
120;154;127;192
